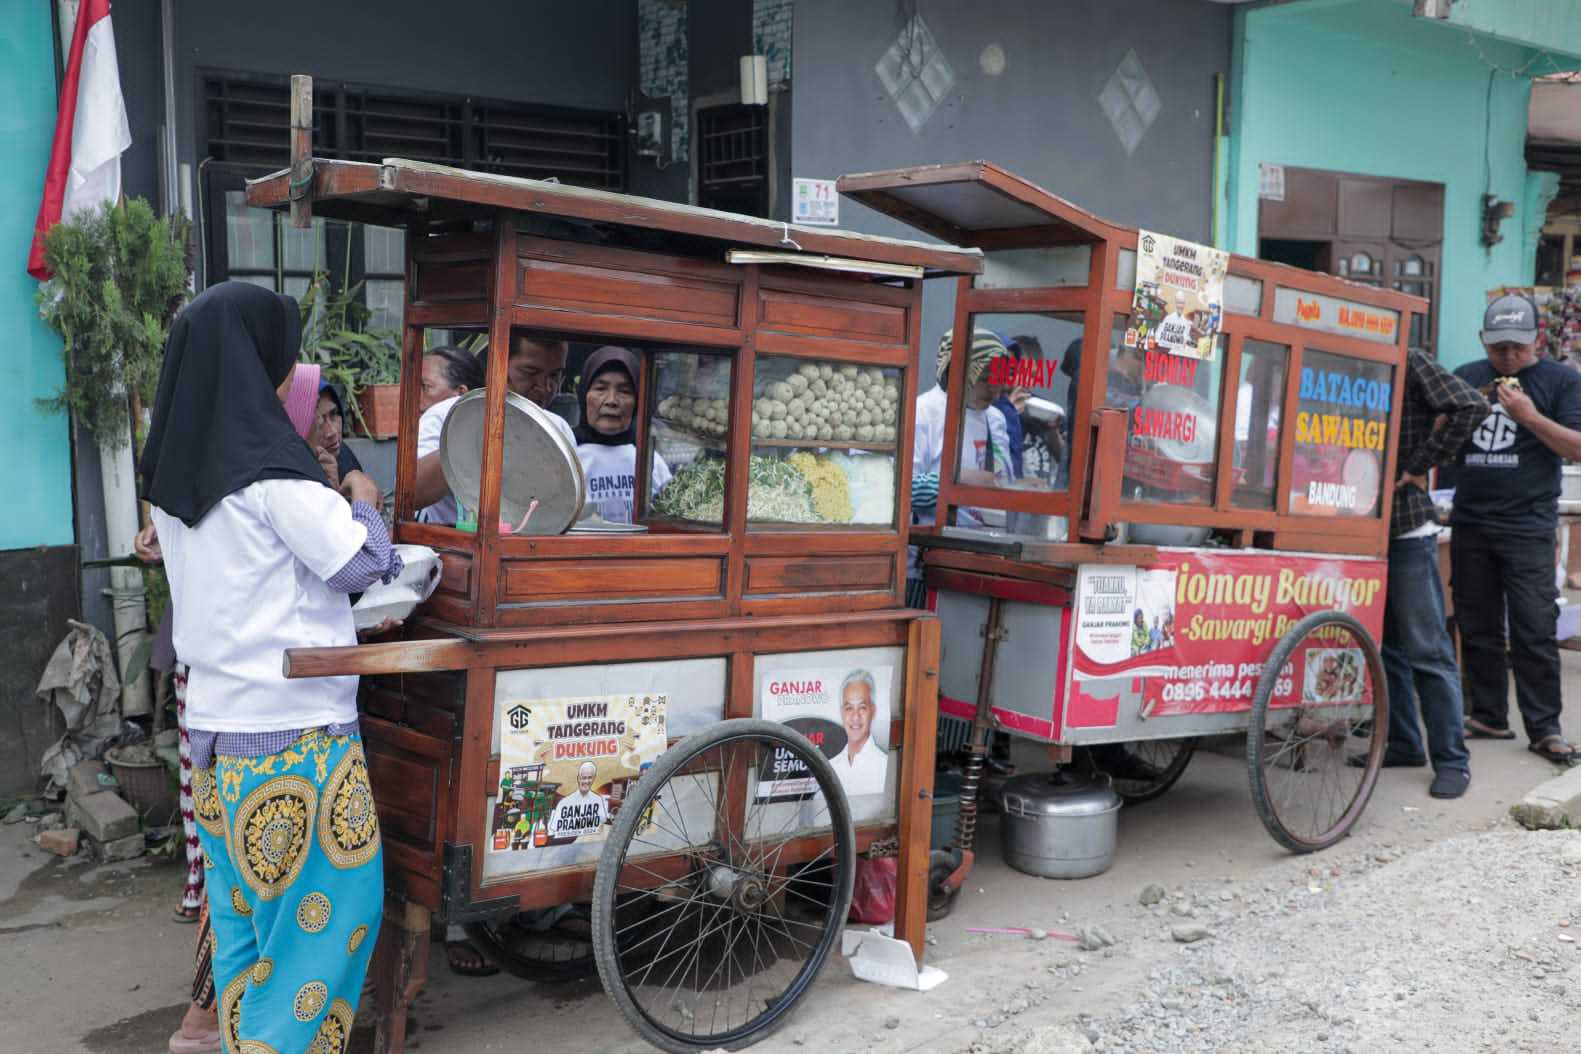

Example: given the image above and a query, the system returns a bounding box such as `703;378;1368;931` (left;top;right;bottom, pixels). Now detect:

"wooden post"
894;615;940;966
373;898;431;1054
288;74;314;229
1079;408;1127;542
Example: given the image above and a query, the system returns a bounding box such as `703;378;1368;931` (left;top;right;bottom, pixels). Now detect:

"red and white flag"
27;0;132;280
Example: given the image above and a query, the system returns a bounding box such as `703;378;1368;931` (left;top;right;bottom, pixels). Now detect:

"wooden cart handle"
283;639;472;679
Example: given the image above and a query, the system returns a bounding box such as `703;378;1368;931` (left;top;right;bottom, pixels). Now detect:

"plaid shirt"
1391;349;1489;538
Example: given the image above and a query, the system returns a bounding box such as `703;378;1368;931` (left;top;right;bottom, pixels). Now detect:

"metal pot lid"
1001;770;1122;818
439;388;585;535
1138;383;1216;464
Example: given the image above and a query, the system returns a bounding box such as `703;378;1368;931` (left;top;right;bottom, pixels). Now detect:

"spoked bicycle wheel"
1081;738;1197;804
592;718;856;1054
1247;610;1387;853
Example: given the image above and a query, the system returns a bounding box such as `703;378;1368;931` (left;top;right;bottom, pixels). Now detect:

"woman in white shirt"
141;282;402;1054
573;346;671;524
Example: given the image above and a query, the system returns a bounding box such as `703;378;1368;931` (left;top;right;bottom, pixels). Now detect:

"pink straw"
966;926;1080;942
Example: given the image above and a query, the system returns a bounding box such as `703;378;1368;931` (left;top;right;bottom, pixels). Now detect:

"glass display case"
838;159;1422;557
1110;324;1225;506
748;355;901;527
646;349;734;527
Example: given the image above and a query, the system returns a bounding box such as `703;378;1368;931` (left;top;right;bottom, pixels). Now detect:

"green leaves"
35;199;191;448
296;268;401;434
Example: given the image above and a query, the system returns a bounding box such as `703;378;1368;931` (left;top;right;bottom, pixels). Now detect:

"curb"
1510;764;1581;830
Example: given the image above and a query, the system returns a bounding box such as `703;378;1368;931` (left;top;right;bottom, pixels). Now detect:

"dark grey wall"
792;0;1233;372
113;0;640;205
170;0;635;182
0;546;82;797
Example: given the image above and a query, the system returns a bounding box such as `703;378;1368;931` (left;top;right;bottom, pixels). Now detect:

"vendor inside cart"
410;334;580;524
908;328;1014;598
913;328;1015;520
573;344;672;524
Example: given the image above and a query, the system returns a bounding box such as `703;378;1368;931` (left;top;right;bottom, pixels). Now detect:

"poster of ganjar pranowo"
1128;229;1229;361
489;692;668;854
758;666;893;802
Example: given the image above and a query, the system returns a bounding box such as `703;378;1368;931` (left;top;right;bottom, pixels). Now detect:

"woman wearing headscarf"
141;281;401;1054
150;358;324;1053
573;345;671;524
312;381;363;484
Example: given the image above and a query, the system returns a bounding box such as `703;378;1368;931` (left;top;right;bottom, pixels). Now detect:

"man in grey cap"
1450;293;1581;765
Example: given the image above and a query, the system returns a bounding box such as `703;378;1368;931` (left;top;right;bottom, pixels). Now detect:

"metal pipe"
160;0;181;217
955;596;1004;853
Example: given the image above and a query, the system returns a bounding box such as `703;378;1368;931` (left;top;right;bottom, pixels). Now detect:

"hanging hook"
781;223;803;252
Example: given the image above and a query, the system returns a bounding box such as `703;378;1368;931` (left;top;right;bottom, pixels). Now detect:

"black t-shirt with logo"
1451;358;1581;534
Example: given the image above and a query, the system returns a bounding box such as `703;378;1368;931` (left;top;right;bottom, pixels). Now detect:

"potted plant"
36;198;191;711
298;273;402;437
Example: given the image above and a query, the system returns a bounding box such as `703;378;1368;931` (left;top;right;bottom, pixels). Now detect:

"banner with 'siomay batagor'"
1071;551;1386;715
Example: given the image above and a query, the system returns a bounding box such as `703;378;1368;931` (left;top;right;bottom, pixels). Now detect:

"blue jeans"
1382;534;1470;773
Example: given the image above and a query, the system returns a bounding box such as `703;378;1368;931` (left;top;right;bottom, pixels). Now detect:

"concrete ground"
5;653;1581;1054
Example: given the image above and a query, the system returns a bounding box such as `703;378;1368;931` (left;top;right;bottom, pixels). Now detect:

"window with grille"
696;103;769;218
200;70;627;327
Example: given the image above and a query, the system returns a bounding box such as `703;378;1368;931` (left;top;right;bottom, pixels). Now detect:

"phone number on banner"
1153;662;1294;709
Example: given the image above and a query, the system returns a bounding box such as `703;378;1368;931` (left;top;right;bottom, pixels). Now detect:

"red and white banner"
27;0;131;279
1069;551;1386;718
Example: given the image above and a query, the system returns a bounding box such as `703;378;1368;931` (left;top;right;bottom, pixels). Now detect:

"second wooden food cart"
838;161;1428;888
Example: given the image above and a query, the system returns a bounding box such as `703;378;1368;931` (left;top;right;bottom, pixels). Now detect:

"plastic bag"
848;855;898;925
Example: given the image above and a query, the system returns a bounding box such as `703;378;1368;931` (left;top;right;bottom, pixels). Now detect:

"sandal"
1529;735;1581;766
1465;718;1516;740
172;903;200;923
446;939;499;977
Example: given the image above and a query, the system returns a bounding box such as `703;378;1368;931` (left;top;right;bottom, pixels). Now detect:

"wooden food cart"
837;162;1428;883
246;153;980;1054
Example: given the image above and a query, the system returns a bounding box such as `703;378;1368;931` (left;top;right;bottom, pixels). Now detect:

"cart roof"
246;157;983;277
838;160;1429;313
838;161;1127;248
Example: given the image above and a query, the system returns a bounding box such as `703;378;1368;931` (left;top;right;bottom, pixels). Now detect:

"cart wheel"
1246;610;1387;853
592;718;855;1054
1082;739;1197;804
462;904;597;983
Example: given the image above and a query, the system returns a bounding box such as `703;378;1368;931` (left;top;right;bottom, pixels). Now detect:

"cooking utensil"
999;770;1121;879
439;389;585;534
1138;383;1216;464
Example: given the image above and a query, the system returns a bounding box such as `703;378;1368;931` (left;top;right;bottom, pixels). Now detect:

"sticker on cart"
1069;552;1386;718
1302;648;1365;703
489;692;668;853
1072;565;1177;675
758;666;893;802
1126;229;1228;360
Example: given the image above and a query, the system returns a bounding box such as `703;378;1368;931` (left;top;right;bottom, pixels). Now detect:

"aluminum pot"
999;770;1122;879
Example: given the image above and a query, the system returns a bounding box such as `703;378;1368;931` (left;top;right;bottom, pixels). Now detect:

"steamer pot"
999;770;1121;879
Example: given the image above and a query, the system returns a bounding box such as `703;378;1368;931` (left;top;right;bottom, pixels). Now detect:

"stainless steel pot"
1000;770;1121;879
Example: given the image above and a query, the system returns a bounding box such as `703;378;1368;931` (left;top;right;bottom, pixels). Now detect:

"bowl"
351;544;443;630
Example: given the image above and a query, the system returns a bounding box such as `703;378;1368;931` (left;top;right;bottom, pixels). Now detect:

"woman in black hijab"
572;346;671;523
141;281;328;522
142;281;401;1054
